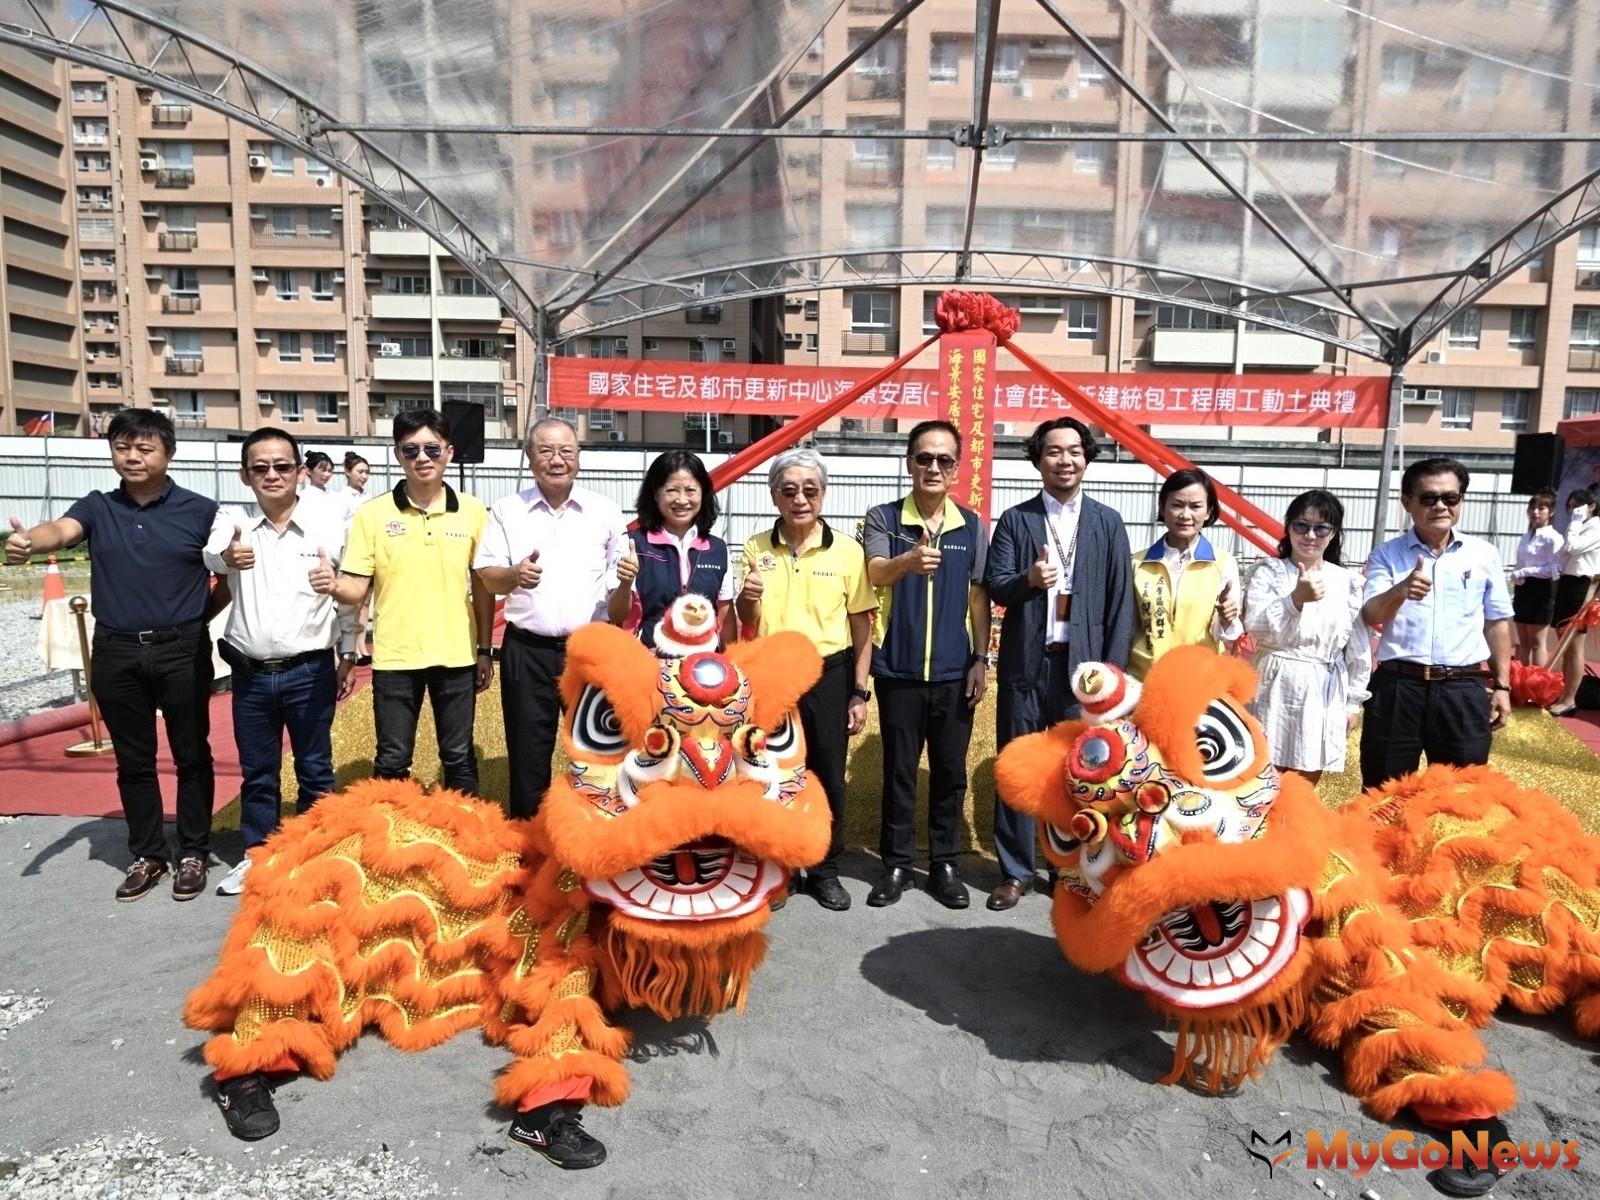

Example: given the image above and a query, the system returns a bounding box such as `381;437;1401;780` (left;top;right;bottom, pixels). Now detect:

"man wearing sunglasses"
204;427;360;898
862;421;990;910
1359;456;1513;789
314;409;494;796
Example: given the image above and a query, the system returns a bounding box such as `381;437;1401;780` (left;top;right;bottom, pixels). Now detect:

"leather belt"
1045;643;1070;654
504;624;568;650
97;620;205;645
235;647;330;675
1377;660;1490;683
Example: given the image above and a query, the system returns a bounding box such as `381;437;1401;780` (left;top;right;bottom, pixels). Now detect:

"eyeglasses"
400;442;444;461
1290;521;1336;539
534;446;577;461
247;462;297;478
1412;491;1463;509
777;485;822;500
912;452;959;472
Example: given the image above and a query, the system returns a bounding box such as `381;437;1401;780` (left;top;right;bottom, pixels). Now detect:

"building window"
1380;46;1417;94
313;393;339;422
803;299;818;320
163;141;194;170
845;205;898;250
268;142;294;176
1440;388;1475;430
642;337;659;353
1579;227;1600;268
72;83;106;103
1447;307;1481;349
1566;389;1600;418
74;152;110;172
850;291;894;330
275;269;298;300
307;208;332;239
272;206;296;238
930;39;959;82
1066;299;1100;341
72;118;108;144
1154;305;1228;330
992;41;1021;83
168;267;199;296
164;205;196;233
277;332;302;362
1462;145;1496;182
386;274;430;295
805;333;818;352
310;271;335;300
312;332;337;362
305;156;331;180
170;390;204;419
1508;307;1538;349
926;138;956;171
451;337;499;359
1571;308;1600;346
1073;141;1108;175
277;392;304;419
444;275;491;296
1500;390;1531;431
587;408;616;432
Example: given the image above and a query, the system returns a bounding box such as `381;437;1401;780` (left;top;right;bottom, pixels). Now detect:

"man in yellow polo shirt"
736;447;876;911
312;408;494;795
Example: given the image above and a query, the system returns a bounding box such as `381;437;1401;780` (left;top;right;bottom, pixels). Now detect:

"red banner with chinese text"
938;331;997;516
548;357;1386;428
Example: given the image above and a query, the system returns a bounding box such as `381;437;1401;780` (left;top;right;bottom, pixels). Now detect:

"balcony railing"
841;330;899;355
1569;346;1600;372
165;355;203;375
158;230;198;251
1576;267;1600;290
150;102;192;125
848;73;904;102
162;294;201;313
685;304;724;324
155;168;195;188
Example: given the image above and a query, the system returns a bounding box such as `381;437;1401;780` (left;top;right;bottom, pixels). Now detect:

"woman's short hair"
1158;468;1219;527
768;447;827;491
636;450;719;537
1276;488;1345;567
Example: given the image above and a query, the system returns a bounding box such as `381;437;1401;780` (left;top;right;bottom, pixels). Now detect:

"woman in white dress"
1244;489;1372;785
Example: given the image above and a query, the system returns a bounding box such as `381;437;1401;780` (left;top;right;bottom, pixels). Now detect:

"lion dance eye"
1194;701;1252;782
1069;728;1126;783
763;715;798;757
571;685;628;756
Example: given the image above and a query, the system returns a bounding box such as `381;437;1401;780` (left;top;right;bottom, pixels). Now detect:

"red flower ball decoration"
934;289;1021;340
1509;658;1563;708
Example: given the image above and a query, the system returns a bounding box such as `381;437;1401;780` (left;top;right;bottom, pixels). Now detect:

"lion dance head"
537;595;829;1019
995;645;1326;1089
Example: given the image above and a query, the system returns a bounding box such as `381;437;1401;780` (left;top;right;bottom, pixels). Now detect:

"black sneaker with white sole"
217;1072;280;1141
508;1104;607;1169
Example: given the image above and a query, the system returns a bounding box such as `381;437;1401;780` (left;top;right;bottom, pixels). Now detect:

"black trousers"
91;625;214;862
798;651;850;880
1359;667;1492;791
876;677;972;870
371;665;479;796
500;627;566;819
993;652;1080;884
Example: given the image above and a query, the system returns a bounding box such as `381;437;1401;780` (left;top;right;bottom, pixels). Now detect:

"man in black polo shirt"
5;408;225;901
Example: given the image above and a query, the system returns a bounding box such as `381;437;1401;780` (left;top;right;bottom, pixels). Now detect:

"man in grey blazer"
983;417;1135;910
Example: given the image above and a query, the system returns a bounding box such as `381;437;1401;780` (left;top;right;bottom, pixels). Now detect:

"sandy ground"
2;816;1596;1199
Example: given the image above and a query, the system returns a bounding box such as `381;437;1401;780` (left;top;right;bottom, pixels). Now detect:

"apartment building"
0;42;84;434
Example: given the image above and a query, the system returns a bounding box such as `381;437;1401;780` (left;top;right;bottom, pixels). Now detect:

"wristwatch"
477;646;494;658
1491;683;1510;693
851;686;871;703
339;651;358;664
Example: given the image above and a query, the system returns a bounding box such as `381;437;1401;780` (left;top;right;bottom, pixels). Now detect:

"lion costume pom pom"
995;645;1600;1190
185;598;830;1120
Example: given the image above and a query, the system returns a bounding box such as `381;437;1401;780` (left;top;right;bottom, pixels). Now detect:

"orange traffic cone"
36;554;66;617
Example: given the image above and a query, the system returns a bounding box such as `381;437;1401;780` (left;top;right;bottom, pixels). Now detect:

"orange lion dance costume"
994;644;1600;1196
185;596;827;1164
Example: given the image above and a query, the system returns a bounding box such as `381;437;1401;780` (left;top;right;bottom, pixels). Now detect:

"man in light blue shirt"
1359;456;1513;789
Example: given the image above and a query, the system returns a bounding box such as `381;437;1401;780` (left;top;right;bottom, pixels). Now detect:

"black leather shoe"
1427;1117;1511;1197
986;877;1030;911
807;876;851;911
926;862;970;909
866;867;915;907
115;857;168;902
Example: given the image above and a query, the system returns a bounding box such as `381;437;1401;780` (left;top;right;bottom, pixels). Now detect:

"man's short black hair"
904;420;961;456
392;408;452;445
240;426;300;467
106;407;176;455
1024;417;1099;466
1401;456;1469;497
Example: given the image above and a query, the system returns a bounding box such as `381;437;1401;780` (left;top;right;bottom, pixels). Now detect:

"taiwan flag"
22;412;54;437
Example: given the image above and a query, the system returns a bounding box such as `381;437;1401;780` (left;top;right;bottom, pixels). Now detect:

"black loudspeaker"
441;400;486;464
1510;432;1563;495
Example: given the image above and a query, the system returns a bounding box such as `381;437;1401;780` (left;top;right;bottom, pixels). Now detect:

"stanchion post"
66;594;113;757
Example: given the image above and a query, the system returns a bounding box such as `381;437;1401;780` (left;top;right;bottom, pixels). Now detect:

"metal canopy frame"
2;0;1596;373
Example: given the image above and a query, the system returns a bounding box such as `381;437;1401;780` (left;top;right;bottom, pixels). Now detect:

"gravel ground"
0;991;51;1040
0;564;89;722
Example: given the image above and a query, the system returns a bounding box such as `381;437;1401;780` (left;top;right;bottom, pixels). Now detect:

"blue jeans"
231;652;337;848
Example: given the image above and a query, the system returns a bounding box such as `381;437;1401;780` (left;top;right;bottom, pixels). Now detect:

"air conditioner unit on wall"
247;153;268;170
1426;349;1447;364
138;154;160;171
314;176;330;188
1424;388;1444;402
716;430;734;446
378;343;402;357
606;430;626;442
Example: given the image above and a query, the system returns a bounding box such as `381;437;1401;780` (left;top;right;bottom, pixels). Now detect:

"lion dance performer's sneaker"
508;1103;607;1169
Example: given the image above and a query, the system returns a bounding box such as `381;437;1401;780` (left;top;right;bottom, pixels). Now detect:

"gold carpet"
213;689;1600;852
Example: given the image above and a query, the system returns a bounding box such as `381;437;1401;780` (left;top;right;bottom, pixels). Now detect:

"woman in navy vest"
607;450;734;649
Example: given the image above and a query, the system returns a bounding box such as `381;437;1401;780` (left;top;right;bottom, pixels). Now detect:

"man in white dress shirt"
205;428;359;895
1359;456;1513;789
474;418;627;817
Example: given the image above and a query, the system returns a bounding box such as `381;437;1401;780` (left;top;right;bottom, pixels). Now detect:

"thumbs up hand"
615;542;640;589
1291;560;1324;608
740;562;764;603
308;546;337;595
1215;580;1239;626
1028;544;1059;591
516;547;543;590
222;524;255;571
4;516;31;566
1404;555;1433;602
905;526;943;576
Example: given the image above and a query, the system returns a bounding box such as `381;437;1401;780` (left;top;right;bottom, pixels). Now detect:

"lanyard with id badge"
1045;508;1080;622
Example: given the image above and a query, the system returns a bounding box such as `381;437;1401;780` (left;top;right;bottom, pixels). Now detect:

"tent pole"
1370;357;1405;559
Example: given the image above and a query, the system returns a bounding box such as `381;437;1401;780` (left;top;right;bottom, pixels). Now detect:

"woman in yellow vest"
1129;468;1243;679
